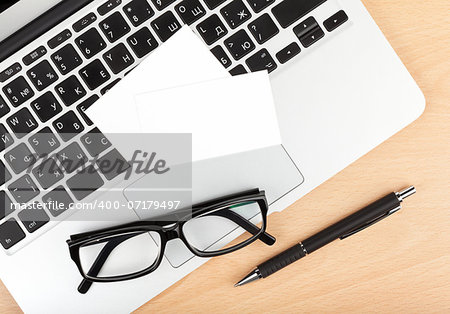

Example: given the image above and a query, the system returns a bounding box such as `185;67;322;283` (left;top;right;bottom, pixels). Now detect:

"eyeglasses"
67;189;275;294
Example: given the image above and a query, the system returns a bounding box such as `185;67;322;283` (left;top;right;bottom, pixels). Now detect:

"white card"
135;71;282;161
86;26;229;133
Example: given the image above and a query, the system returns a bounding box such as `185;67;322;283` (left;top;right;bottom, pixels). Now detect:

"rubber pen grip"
258;244;306;278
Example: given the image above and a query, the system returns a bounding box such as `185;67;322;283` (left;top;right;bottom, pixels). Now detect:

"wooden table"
1;0;449;312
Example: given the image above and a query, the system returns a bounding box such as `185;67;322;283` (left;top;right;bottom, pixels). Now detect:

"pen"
235;186;416;287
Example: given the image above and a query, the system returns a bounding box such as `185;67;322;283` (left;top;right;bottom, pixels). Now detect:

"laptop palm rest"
124;145;304;267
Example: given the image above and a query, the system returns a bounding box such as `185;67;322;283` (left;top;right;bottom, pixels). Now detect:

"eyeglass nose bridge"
164;224;182;241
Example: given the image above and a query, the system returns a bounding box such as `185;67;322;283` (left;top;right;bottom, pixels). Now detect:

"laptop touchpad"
124;145;303;267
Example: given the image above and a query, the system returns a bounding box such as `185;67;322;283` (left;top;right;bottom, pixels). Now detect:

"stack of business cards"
87;26;281;161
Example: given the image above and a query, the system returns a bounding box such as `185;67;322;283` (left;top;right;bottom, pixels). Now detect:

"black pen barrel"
236;188;415;286
302;192;400;253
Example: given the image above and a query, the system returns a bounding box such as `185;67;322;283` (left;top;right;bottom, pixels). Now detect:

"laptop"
0;0;424;312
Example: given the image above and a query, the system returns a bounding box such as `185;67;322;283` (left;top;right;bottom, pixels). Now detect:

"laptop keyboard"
0;0;349;252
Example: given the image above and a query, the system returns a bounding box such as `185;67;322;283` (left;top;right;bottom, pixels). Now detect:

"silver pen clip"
339;205;402;240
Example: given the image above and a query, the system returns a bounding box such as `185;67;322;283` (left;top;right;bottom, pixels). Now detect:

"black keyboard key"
26;60;59;91
204;0;226;10
229;64;247;76
98;0;122;15
324;10;348;32
293;17;319;39
127;27;159;58
123;0;155;27
220;0;252;29
4;143;36;174
246;0;274;13
151;0;176;11
6;108;38;138
53;111;85;141
18;204;49;233
0;63;22;83
100;12;131;43
8;174;39;203
43;186;73;217
51;44;83;75
0;219;25;249
272;0;326;28
248;13;279;44
224;30;255;60
77;95;99;126
97;148;130;180
32;158;64;189
1;161;12;186
0;96;10;118
28;127;61;157
299;26;324;48
196;14;228;45
100;78;121;95
0;124;14;152
103;43;135;74
79;59;111;90
30;92;62;123
293;17;324;48
56;143;88;173
211;46;232;68
73;12;97;32
246;48;277;73
75;28;107;59
81;127;111;157
151;11;182;42
2;76;34;107
55;75;87;106
175;0;206;25
67;165;104;201
0;191;15;220
23;46;47;66
48;29;72;49
276;42;301;64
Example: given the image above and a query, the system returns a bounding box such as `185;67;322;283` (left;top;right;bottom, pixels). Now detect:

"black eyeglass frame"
67;189;274;288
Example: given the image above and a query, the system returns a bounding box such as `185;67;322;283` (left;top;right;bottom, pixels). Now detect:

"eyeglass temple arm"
207;209;276;245
77;234;135;294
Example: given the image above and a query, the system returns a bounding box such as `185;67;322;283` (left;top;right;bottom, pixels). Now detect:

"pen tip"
234;270;261;287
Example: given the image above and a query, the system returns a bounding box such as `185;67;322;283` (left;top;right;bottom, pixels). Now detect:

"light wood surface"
1;0;449;312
